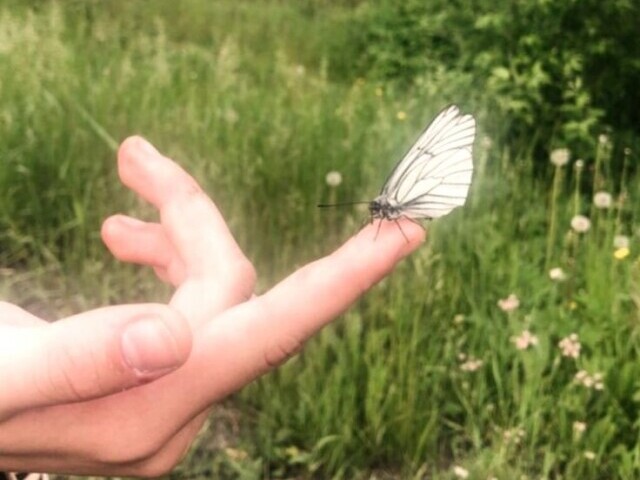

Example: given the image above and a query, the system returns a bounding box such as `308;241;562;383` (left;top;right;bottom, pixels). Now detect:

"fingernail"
136;137;160;157
121;316;183;378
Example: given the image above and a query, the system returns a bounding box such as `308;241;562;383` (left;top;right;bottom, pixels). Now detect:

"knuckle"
263;333;305;369
223;257;257;301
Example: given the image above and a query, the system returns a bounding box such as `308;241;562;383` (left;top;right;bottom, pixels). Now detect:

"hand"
0;137;424;476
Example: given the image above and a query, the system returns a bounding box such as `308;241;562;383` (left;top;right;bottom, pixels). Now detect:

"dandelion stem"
546;165;563;268
573;165;582;217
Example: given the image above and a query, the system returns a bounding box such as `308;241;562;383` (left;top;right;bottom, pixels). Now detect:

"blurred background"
1;1;639;478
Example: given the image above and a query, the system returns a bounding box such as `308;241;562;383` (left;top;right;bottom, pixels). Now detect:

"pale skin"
0;136;425;476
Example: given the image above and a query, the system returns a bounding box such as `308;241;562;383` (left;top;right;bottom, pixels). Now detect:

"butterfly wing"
380;105;475;219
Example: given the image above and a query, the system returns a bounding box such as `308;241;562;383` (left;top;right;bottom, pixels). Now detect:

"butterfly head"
369;195;403;221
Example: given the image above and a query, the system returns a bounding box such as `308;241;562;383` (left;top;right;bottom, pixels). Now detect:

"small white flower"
481;136;493;149
498;293;520;312
460;356;484;372
624;147;632;156
593;191;612;209
598;134;610;145
325;171;342;187
571;215;591;233
574;370;604;390
614;235;630;249
294;64;306;76
549;267;567;281
574;159;585;170
512;330;539;350
453;466;469;479
550;148;570;166
558;333;581;359
584;450;596;460
503;427;526;445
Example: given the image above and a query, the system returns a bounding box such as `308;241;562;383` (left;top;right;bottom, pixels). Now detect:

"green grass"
2;2;640;478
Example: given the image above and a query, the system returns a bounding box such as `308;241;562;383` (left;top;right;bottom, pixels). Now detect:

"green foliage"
352;0;640;162
2;1;640;479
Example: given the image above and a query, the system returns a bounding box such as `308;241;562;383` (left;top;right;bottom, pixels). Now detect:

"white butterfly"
369;105;476;223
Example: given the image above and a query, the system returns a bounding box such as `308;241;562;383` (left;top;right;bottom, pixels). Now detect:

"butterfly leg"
401;215;427;232
393;219;410;243
374;218;384;241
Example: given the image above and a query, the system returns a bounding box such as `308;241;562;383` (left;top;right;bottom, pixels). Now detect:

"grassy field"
2;2;640;479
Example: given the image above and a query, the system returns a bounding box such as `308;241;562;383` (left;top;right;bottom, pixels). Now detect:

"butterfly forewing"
380;105;475;219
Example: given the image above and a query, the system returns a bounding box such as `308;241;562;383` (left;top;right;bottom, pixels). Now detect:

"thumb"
0;304;191;415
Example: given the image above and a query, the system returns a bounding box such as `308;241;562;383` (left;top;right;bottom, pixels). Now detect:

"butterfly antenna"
317;201;370;208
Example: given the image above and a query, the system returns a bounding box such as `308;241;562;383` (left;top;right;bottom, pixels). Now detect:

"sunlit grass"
2;2;640;479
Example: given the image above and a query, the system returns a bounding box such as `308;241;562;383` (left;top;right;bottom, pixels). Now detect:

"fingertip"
101;215;121;240
100;215;142;252
117;136;159;184
347;218;426;262
124;305;194;373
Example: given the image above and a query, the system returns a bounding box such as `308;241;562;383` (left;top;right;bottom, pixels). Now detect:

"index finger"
190;218;425;398
117;136;202;208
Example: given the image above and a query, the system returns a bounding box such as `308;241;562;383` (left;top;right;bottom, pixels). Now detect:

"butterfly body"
369;195;403;220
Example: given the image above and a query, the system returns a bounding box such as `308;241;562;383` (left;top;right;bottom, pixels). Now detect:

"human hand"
0;137;424;476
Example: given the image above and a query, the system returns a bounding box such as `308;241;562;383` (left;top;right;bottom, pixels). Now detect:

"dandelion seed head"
624;147;632;156
573;421;587;435
598;134;610;145
396;111;407;121
549;267;567;281
593;191;612;209
453;314;465;324
481;136;493;149
453;466;469;479
614;235;630;249
574;159;584;170
325;170;342;187
584;451;596;460
550;148;570;166
498;293;520;312
571;215;591;233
